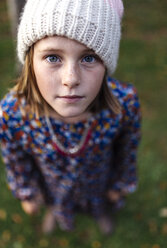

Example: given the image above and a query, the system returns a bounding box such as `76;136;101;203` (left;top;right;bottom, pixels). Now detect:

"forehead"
34;36;94;53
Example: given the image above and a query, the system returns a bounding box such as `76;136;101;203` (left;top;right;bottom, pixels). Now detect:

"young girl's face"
33;36;105;122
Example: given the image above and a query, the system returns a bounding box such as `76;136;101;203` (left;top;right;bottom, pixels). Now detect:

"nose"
62;63;80;88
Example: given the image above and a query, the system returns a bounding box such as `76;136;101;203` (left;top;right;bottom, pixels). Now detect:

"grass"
0;0;167;247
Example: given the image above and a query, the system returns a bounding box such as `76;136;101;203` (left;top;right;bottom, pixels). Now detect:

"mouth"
57;95;84;103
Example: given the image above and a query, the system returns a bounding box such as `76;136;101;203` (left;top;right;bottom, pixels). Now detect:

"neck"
48;110;92;124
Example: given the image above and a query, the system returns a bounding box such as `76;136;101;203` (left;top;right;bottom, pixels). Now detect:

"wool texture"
17;0;124;75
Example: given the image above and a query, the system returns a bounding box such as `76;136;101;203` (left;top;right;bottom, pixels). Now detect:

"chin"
54;109;88;122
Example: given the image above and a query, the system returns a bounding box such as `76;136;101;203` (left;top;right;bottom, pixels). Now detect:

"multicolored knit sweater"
0;78;141;229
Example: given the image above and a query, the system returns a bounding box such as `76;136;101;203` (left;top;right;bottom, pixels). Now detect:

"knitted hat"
17;0;124;76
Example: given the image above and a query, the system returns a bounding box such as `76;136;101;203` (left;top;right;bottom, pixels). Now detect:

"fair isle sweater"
0;78;141;229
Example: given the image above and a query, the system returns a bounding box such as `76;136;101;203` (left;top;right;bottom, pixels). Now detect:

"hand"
107;190;122;203
21;201;40;215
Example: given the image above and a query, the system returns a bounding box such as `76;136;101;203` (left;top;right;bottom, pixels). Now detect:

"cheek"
35;74;47;96
34;67;54;96
88;69;105;94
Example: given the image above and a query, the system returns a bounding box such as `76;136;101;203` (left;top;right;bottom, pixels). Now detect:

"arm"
108;85;141;200
1;141;42;202
0;106;41;202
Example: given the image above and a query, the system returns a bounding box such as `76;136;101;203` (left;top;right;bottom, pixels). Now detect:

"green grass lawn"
0;0;167;247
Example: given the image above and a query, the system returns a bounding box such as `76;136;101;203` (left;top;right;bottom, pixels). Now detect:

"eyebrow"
38;48;63;53
37;47;95;54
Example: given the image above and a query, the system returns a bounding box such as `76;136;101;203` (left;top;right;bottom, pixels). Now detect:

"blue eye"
46;55;60;63
82;55;96;63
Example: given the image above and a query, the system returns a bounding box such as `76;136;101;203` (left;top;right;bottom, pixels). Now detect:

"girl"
0;0;141;234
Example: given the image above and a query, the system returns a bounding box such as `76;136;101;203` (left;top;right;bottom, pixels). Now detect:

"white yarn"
17;0;124;76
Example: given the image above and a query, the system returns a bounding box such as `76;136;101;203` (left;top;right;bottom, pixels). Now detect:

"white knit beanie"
17;0;124;76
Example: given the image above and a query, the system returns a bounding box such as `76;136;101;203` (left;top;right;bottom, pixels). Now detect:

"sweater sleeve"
0;103;41;201
109;84;141;194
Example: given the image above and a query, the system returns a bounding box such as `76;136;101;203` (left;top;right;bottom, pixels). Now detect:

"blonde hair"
13;46;121;118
